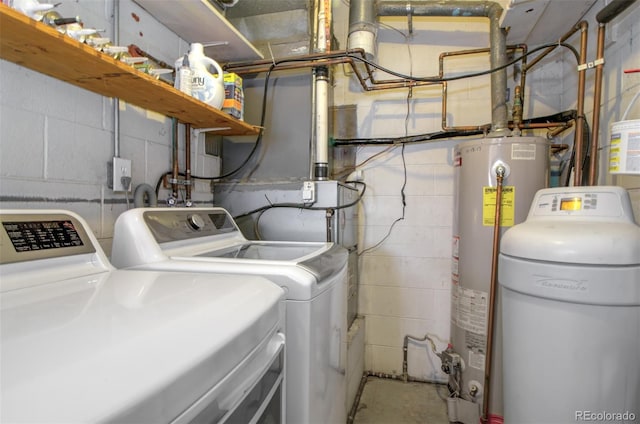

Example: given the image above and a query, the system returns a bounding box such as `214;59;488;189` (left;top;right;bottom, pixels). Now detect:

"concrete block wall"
0;0;220;253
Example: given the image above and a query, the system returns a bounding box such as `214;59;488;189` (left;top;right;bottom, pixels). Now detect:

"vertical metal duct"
374;1;509;135
348;0;378;60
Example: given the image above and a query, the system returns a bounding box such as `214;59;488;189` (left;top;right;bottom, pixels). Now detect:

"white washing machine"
111;207;348;424
0;210;285;423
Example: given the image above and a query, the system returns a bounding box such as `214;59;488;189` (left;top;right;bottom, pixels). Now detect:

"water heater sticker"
456;288;488;335
511;143;536;160
465;331;486;371
482;186;515;226
468;349;486;371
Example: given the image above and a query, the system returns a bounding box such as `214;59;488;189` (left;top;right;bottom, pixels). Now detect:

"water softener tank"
499;186;640;423
449;136;549;423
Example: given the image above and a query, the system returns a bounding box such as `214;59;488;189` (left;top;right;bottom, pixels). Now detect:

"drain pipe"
314;66;330;180
372;1;509;136
313;0;330;181
589;0;637;185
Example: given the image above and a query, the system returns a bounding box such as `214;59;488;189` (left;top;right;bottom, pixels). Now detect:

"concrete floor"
352;377;449;424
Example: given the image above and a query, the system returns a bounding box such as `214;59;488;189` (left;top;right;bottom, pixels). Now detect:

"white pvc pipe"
315;74;329;170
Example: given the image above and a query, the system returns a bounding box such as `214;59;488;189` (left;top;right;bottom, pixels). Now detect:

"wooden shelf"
0;4;259;135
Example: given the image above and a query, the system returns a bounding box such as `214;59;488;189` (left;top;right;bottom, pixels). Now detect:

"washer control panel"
0;212;96;264
142;209;239;243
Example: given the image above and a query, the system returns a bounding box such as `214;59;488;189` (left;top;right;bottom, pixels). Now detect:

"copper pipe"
519;44;528;98
171;118;179;200
574;21;589;186
525;22;583;71
589;24;606;186
228;53;439;92
513;122;572;129
185;123;192;204
440;46;527;132
483;165;505;423
551;144;570;152
548;121;574;138
512;85;523;136
441;81;449;130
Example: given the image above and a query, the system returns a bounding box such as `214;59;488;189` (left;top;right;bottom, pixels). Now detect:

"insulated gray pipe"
353;1;510;136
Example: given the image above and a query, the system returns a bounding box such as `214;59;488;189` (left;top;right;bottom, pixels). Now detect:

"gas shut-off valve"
440;345;463;380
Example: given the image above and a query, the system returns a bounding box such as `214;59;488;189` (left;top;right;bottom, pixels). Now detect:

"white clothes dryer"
0;210;285;424
111;207;348;424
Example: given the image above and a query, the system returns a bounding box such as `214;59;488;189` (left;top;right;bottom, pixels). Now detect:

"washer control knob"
187;214;205;230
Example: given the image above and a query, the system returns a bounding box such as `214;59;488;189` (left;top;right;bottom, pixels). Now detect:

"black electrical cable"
359;143;407;255
154;64;275;197
346;41;580;83
334;129;484;146
155;54;358;198
156;41;581;196
563;116;591;187
334;110;578;146
232;181;367;220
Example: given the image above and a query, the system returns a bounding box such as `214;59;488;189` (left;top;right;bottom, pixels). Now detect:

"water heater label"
468;346;486;371
511;143;537;160
453;286;488;335
482;186;515;226
464;331;487;371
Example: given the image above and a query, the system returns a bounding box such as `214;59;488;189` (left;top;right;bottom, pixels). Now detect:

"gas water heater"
445;136;549;423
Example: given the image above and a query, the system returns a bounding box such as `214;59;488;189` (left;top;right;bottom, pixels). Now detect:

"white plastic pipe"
315;69;329;179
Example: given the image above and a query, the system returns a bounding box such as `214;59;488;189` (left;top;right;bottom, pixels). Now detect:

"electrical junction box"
302;181;316;203
112;157;132;192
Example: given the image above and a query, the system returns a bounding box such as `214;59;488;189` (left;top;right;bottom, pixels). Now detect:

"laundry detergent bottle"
184;43;225;109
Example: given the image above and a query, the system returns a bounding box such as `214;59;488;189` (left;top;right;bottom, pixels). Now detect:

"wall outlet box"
112;157;132;192
302;181;316;203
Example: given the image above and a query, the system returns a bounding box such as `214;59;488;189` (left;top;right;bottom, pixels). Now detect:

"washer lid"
1;270;283;423
500;186;640;265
